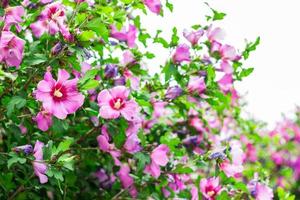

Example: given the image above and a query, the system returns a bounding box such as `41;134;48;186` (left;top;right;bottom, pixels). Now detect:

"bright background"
141;0;300;127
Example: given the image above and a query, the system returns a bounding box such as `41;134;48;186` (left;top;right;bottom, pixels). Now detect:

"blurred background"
141;0;300;127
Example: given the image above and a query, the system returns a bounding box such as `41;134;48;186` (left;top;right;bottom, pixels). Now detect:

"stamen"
54;89;63;97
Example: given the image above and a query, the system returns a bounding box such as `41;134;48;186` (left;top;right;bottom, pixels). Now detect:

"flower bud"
165;85;182;100
114;76;126;86
51;42;63;55
13;144;33;155
105;64;118;78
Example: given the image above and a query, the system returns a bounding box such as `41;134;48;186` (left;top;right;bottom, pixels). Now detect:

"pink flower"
110;24;137;48
248;180;273;200
118;165;138;198
220;44;240;61
0;31;25;68
35;69;85;119
183;29;204;46
19;124;27;134
143;0;162;14
191;185;199;200
32;141;48;184
123;69;140;90
152;101;168;118
145;144;169;178
217;74;233;92
3;6;25;32
34;110;53;131
220;60;233;74
219;141;244;178
97;126;121;166
172;44;191;64
200;177;222;200
124;120;142;153
207;26;225;42
97;86;140;121
187;76;206;94
122;51;136;66
30;2;71;40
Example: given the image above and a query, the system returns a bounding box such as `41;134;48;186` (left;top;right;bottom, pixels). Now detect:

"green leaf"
173;165;193;174
7;153;27;169
78;30;96;42
80;79;99;90
86;18;109;42
133;152;150;172
23;54;48;66
53;137;74;156
107;118;128;149
171;27;179;46
139;33;151;47
154;37;169;48
6;96;26;117
239;67;254;79
166;0;173;12
145;52;155;59
243;37;260;59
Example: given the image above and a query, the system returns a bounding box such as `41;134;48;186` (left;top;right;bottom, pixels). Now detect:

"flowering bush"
0;0;297;199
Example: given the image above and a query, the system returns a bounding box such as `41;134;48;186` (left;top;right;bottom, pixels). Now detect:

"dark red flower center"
109;97;125;110
51;83;67;101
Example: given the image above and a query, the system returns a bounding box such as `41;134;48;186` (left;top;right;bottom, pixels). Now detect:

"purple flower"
165;85;183;100
13;144;33;155
105;64;118;78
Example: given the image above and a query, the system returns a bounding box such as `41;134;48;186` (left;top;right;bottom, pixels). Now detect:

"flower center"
54;89;63;98
207;191;215;197
114;98;123;109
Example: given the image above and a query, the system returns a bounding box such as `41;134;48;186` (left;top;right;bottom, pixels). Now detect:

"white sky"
141;0;300;126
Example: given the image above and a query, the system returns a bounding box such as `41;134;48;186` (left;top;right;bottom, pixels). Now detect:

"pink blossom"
145;144;169;178
191;185;199;200
248;181;273;200
183;29;204;46
124;120;142;153
0;31;25;68
19;124;27;134
220;141;244;178
200;177;222;200
172;44;191;64
97;86;140;121
143;0;162;14
220;60;233;74
124;69;140;90
152;101;168;118
34;110;53;131
97;126;121;166
207;26;225;42
35;69;85;119
122;51;136;66
30;2;71;40
220;44;240;61
187;76;206;94
110;24;137;48
32;141;48;184
3;6;25;32
118;165;138;198
217;74;233;92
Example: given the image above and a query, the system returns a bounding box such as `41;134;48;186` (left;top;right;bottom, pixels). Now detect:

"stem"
8;173;34;200
76;127;98;144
